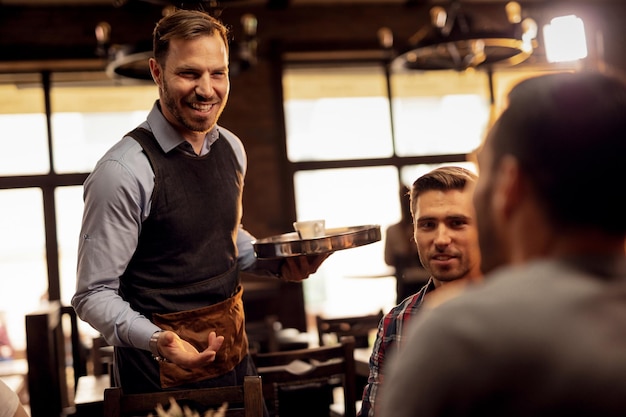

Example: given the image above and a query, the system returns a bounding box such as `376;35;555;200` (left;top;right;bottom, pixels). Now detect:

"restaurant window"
50;83;155;174
284;66;393;162
0;72;156;351
292;166;399;317
283;65;490;319
390;70;490;157
0;83;49;175
0;188;47;351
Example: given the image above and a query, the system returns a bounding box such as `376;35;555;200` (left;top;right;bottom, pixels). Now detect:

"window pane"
284;66;393;161
0;189;47;352
293;166;400;317
51;111;149;173
391;70;490;156
50;83;156;173
0;83;49;175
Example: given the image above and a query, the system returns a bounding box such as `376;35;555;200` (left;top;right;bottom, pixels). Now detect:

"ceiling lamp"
392;0;537;72
98;2;259;81
105;41;154;81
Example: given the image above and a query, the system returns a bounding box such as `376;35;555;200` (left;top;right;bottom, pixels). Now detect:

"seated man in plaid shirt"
358;166;483;417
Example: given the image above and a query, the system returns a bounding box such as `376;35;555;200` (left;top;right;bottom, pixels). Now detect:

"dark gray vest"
114;127;254;394
119;127;243;317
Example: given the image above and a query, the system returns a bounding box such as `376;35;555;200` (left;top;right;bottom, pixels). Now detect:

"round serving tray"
252;224;381;259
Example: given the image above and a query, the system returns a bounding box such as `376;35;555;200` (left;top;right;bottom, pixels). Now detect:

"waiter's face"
150;34;230;136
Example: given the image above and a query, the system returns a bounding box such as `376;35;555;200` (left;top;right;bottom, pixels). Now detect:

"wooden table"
73;374;111;417
0;358;27;377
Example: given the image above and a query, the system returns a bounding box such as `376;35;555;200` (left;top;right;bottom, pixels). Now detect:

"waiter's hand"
157;330;224;368
280;253;331;281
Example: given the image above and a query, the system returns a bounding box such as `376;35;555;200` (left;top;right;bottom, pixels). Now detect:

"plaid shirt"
358;278;436;417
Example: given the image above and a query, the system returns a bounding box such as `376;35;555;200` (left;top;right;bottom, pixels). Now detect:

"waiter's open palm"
158;330;225;368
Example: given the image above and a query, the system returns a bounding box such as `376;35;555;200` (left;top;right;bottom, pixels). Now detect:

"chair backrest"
253;335;357;417
25;301;87;417
316;311;383;348
103;375;264;417
91;334;114;378
246;314;281;354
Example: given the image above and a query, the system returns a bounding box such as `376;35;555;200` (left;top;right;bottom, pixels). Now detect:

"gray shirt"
379;256;626;417
72;101;257;353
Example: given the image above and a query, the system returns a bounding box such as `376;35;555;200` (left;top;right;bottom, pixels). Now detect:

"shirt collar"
145;100;220;156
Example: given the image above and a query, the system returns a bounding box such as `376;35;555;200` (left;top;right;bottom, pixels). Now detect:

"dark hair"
152;9;230;67
488;72;626;235
410;166;477;217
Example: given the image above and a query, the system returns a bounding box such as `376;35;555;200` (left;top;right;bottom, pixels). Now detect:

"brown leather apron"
153;285;249;388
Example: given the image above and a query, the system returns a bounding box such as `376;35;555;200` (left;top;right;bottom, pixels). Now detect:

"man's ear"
492;155;524;221
148;58;162;87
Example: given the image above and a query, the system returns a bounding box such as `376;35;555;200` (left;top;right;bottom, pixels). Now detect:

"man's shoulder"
218;125;244;150
377;285;433;349
93;136;148;170
218;125;247;175
384;286;430;327
408;262;582;337
85;135;152;193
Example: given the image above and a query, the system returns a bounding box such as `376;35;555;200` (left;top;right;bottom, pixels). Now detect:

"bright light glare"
543;15;588;63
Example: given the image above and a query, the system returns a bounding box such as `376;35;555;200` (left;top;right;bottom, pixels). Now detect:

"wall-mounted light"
377;27;394;50
543;15;588;63
238;13;258;69
95;21;114;63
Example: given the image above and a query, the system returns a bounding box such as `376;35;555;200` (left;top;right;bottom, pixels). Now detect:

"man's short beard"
162;82;214;133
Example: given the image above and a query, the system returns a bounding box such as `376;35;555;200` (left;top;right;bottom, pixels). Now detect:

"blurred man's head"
474;72;626;273
410;166;481;286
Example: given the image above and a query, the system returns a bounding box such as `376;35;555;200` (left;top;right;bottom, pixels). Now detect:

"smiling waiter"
72;9;328;394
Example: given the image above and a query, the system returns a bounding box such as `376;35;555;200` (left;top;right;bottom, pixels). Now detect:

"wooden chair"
25;301;88;417
247;315;312;354
252;335;357;417
316;311;383;349
73;335;113;416
315;311;383;412
103;375;263;417
91;334;114;378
